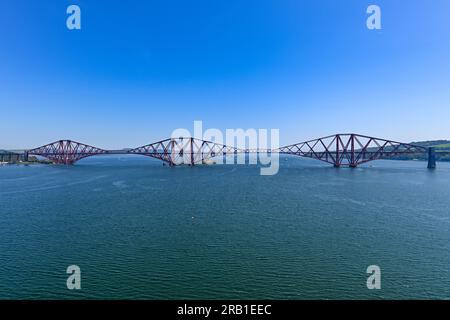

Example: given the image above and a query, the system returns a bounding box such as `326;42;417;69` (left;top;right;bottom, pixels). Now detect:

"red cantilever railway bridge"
25;133;437;169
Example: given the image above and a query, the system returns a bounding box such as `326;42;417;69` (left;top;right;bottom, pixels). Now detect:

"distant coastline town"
0;153;51;165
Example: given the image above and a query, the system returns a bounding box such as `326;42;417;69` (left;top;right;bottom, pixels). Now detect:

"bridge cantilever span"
25;134;436;168
26;137;243;166
278;133;431;168
128;137;242;166
26;140;108;165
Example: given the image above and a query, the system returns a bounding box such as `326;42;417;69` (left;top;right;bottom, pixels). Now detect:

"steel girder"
278;133;427;167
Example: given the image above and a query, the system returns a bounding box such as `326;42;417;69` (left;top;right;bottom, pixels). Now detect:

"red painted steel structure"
26;140;108;165
26;134;429;167
128;137;241;166
27;137;242;166
278;133;428;167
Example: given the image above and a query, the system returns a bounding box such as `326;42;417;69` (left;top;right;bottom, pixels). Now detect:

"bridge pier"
427;147;436;169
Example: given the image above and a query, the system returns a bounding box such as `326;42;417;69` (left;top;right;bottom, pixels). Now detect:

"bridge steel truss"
278;133;428;167
25;134;434;168
26;137;242;166
26;140;108;165
128;137;241;166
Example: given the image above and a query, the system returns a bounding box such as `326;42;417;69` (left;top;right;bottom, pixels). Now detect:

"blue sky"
1;0;449;149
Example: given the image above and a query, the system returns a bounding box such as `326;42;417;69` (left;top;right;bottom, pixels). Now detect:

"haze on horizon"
1;0;450;149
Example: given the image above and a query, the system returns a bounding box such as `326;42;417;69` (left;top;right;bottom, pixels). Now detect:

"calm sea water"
0;156;449;299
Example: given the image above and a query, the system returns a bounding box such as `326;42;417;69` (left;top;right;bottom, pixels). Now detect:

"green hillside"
433;143;450;149
399;140;450;161
411;140;450;150
364;140;450;162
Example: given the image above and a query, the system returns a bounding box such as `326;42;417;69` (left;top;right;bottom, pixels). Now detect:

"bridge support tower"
427;147;436;169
